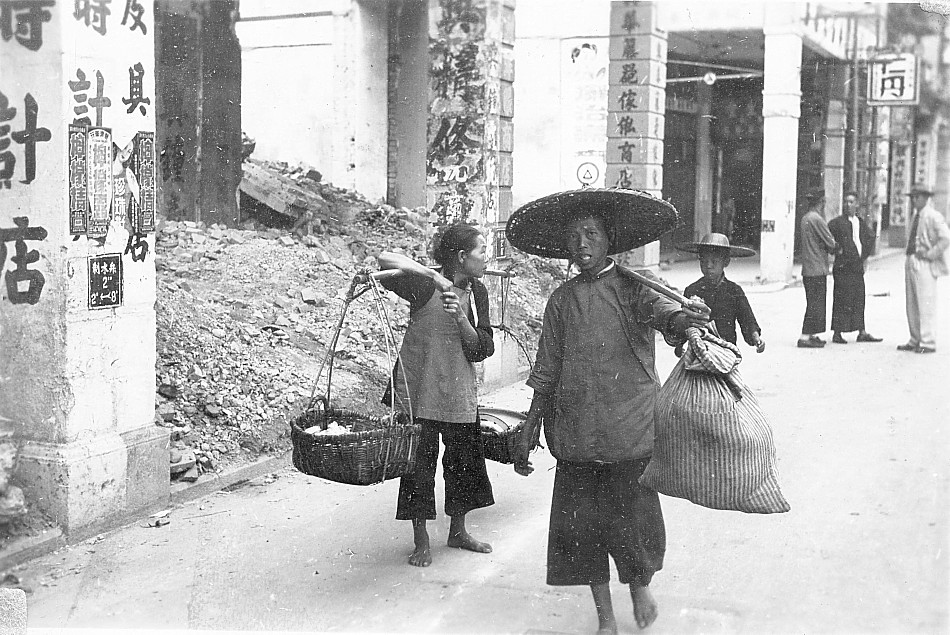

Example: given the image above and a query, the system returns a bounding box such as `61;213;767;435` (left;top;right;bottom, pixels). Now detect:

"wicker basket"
291;402;421;485
479;407;526;464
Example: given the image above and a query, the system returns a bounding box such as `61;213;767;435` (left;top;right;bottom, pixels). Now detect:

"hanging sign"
867;53;919;106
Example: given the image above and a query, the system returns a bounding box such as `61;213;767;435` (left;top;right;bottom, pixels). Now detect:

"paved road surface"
17;252;949;634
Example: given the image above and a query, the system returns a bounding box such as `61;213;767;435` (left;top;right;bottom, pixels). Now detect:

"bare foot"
409;522;432;567
446;531;492;553
631;585;658;629
591;582;617;634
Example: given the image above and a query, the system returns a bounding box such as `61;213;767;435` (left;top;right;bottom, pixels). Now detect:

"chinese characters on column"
0;216;48;304
74;0;149;36
0;0;55;51
606;2;665;194
0;90;51;188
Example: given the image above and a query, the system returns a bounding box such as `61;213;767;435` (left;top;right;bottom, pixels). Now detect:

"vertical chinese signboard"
85;127;114;239
606;1;667;266
867;53;919;107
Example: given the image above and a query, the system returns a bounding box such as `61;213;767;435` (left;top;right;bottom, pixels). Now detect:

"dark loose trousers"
396;419;494;520
802;275;828;334
547;458;665;587
831;271;866;333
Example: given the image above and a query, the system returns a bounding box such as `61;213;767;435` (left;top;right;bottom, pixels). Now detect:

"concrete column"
693;81;713;239
331;6;358;193
426;0;519;390
759;13;802;283
0;1;167;537
887;105;915;247
605;1;667;269
824;100;847;221
867;106;891;243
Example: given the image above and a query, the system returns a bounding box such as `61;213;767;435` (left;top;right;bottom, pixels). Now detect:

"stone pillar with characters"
0;1;167;537
425;0;519;390
605;1;667;270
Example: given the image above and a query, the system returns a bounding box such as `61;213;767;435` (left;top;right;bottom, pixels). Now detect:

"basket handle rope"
305;273;415;483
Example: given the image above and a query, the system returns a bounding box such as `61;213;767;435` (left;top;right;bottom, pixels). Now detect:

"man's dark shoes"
916;346;937;354
856;333;882;343
832;333;847;344
897;343;918;351
797;338;825;348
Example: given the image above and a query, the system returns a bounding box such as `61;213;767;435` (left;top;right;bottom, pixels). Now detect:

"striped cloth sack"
640;326;790;514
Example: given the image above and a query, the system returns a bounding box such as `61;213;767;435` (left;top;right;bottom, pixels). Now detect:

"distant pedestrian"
797;190;838;348
898;183;950;354
827;191;882;344
680;232;765;353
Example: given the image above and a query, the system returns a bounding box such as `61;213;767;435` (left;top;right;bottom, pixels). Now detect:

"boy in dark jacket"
682;233;765;353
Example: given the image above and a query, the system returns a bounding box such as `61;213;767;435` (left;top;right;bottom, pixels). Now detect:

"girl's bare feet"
630;584;658;629
409;520;432;567
447;514;492;553
446;531;492;552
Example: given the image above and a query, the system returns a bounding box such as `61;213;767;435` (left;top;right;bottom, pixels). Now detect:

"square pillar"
824;101;848;221
759;9;803;283
605;1;667;269
426;0;519;390
0;2;168;537
887;106;915;247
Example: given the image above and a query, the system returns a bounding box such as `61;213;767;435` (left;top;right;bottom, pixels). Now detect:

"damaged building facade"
0;0;519;539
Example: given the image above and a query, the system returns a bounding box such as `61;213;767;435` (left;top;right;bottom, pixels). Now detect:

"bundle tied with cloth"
506;186;789;514
640;325;790;514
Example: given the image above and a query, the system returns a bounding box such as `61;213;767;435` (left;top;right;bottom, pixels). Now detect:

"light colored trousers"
905;255;939;348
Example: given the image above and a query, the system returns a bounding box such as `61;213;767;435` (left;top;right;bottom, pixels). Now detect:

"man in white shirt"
899;183;950;353
827;191;882;344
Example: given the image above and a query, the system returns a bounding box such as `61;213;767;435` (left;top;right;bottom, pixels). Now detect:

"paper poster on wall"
88;253;123;309
68;124;89;234
86;127;114;239
131;131;156;232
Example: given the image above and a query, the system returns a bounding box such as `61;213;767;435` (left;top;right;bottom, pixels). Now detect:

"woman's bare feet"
409;520;432;567
591;582;618;634
630;584;658;629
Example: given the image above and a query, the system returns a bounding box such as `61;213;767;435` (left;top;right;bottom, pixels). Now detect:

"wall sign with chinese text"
85;127;113;239
131;131;155;231
868;53;919;106
68;124;88;234
88;253;122;309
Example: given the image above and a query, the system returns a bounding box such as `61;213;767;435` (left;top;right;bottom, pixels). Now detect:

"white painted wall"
238;0;388;200
237;9;336;172
512;0;611;208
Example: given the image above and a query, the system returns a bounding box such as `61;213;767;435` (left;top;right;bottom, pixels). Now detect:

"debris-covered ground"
155;164;552;483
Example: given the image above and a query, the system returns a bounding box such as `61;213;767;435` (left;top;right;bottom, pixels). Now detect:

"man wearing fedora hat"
506;188;711;633
827;190;882;344
797;189;839;348
900;183;950;353
681;232;765;353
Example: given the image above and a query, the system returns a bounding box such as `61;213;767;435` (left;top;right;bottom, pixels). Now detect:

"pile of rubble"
0;433;26;525
154;171;548;483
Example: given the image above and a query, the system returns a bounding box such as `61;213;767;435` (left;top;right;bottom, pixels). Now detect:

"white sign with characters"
868;53;919;106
